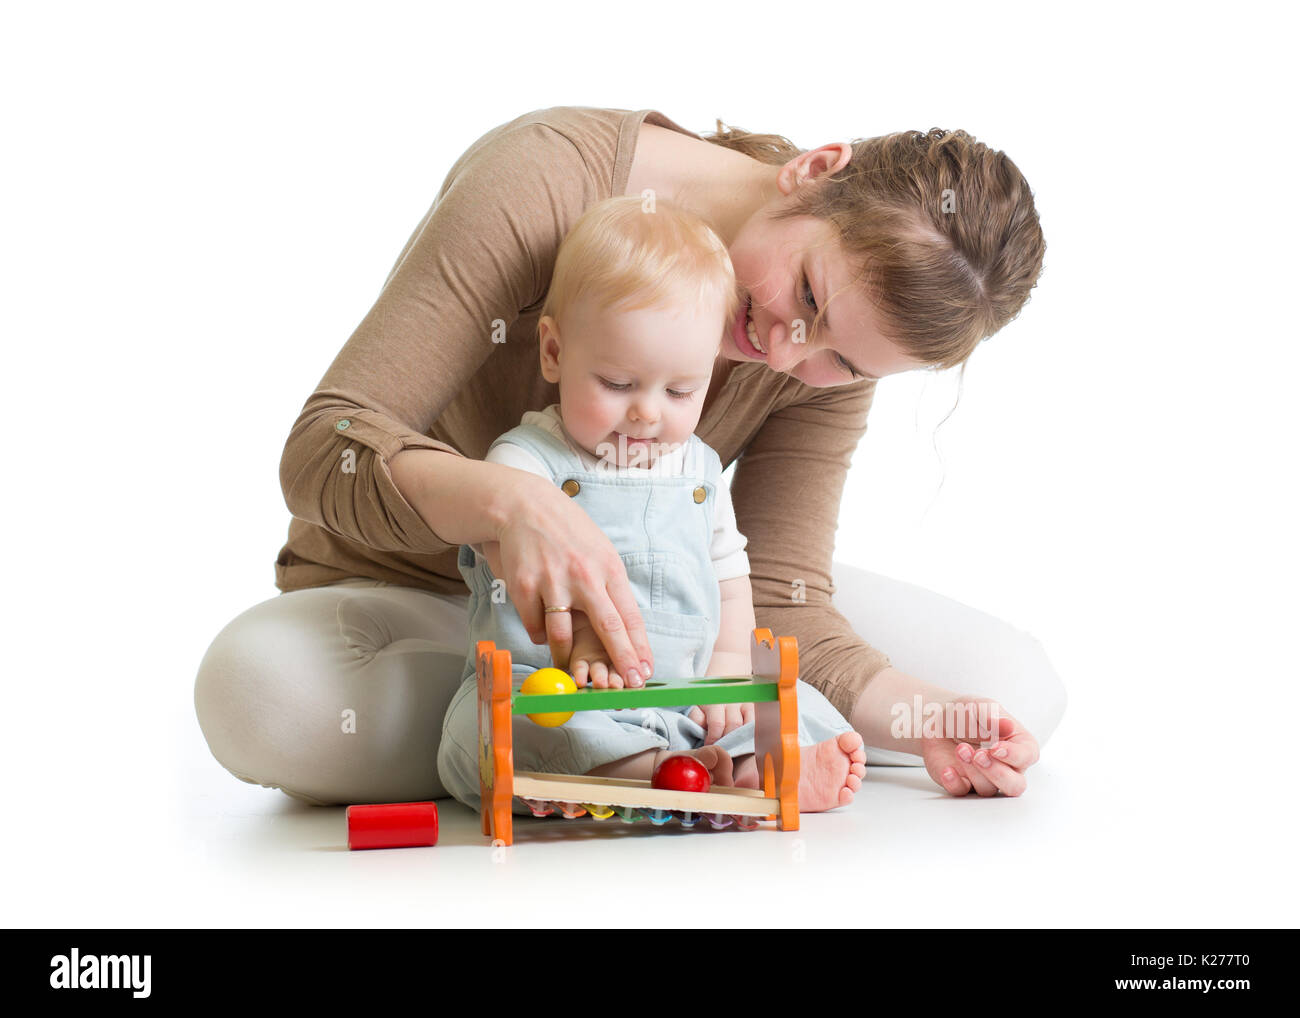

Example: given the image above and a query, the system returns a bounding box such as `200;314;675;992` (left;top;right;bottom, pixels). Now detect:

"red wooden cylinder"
346;802;439;850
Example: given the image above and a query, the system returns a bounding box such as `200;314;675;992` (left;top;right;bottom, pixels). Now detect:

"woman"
194;106;1062;806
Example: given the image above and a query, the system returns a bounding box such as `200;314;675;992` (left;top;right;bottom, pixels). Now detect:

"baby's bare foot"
724;735;866;811
656;746;734;789
799;732;866;812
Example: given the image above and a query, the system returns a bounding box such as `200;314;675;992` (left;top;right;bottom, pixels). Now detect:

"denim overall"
436;418;854;814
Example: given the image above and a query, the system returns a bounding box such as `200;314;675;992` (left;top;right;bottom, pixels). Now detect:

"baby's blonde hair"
540;195;739;339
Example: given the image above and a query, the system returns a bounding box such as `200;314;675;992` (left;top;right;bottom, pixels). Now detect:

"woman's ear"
779;142;853;194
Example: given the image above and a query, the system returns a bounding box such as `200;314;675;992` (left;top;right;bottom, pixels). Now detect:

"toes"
692;746;732;786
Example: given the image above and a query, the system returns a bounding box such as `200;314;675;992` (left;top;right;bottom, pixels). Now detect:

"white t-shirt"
473;404;750;582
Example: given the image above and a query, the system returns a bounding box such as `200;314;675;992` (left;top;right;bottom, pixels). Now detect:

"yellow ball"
520;667;577;727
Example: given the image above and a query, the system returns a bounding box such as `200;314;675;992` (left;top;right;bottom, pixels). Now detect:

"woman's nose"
764;319;807;372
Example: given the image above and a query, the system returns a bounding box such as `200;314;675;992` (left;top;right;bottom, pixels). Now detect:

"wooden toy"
476;627;801;846
518;666;577;726
346;802;439;850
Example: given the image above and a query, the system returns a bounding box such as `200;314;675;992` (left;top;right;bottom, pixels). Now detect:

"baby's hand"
569;611;642;689
687;703;754;744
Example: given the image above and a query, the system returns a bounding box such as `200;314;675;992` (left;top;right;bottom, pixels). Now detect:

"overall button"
692;485;707;503
336;419;351;432
561;479;581;497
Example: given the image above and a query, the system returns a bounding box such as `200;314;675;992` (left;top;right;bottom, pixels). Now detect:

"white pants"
193;561;1067;805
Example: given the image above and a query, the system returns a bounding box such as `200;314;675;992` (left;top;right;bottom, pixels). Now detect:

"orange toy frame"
475;627;801;846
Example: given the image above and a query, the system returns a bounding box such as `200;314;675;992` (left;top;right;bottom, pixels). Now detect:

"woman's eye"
802;276;818;311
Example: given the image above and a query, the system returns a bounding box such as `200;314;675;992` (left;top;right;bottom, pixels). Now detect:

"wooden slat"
514;770;770;798
513;774;778;816
513;677;777;714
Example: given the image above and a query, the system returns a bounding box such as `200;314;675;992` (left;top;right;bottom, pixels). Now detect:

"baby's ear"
537;317;562;381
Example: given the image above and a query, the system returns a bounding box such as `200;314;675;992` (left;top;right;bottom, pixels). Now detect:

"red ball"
651;754;712;793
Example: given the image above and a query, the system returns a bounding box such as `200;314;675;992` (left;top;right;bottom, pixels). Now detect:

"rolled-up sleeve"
729;376;891;720
278;120;602;556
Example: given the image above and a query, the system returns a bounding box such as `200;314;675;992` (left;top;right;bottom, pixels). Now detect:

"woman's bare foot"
732;732;866;812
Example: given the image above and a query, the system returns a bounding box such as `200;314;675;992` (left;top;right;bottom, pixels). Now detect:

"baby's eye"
667;389;694;400
598;377;631;392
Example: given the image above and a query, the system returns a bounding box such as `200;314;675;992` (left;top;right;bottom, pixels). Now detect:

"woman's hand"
487;473;655;686
920;697;1039;797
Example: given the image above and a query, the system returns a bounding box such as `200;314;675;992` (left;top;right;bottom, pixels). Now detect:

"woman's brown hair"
702;119;1046;371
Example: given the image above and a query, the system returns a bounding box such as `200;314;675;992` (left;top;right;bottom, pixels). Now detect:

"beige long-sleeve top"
275;105;891;719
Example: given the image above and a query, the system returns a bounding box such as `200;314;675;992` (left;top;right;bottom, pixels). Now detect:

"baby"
436;196;866;816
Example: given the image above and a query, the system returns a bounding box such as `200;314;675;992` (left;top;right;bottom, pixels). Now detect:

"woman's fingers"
987;737;1034;771
926;742;974;796
998;716;1040;767
601;569;654;683
542;600;574;672
580;583;648;687
510;570;550;648
938;765;972;796
968;746;1027;797
955;742;1006;797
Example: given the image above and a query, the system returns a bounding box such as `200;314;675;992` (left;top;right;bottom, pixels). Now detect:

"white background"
2;0;1296;928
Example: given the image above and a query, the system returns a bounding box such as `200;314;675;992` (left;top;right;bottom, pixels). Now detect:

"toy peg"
346;802;439;850
523;798;554;817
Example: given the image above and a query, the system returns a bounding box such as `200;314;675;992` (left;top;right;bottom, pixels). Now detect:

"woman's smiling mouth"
733;296;766;359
